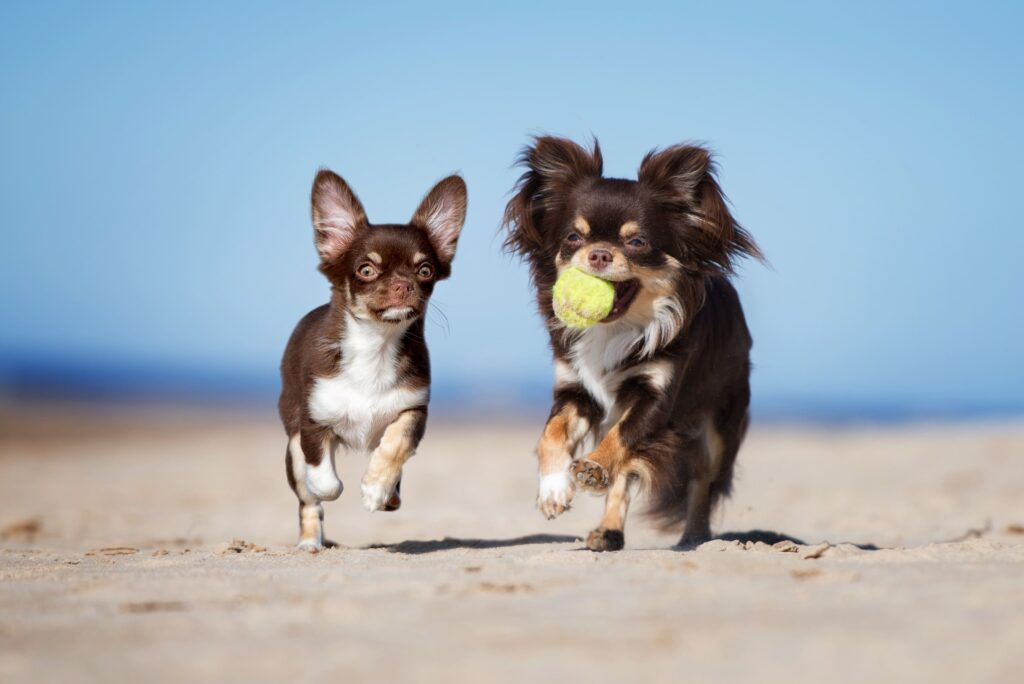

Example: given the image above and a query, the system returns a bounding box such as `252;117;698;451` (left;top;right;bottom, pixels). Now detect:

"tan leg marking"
599;472;632;531
362;410;419;512
586;472;633;552
572;421;630;493
536;405;588;519
297;502;324;552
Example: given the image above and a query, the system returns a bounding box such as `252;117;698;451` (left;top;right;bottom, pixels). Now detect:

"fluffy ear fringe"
311;168;367;262
638;144;763;274
502;136;603;256
411;175;467;265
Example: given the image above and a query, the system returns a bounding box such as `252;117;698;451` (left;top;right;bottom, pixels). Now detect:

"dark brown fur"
504;136;762;549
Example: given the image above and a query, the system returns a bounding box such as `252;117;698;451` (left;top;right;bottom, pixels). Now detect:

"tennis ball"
552;267;615;329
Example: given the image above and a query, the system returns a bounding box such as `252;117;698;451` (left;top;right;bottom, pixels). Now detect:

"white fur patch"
643;359;674;392
305;450;342;501
538;471;574;508
287;434;312;502
566;321;641;415
553;359;578;389
361;481;393;512
640;295;685;357
380;306;414;322
562;294;684;422
308;312;428;456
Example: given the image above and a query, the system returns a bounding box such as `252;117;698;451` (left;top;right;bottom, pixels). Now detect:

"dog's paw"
570;458;610;493
305;459;343;501
585;527;625;552
537;471;575;519
296;539;324;553
361;476;398;512
383;487;402;512
677;527;712;550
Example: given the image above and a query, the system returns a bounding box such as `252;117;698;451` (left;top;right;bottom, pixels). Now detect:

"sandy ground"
1;405;1022;683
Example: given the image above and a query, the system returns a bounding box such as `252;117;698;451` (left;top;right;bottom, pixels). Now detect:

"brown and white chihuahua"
279;169;466;551
503;136;762;551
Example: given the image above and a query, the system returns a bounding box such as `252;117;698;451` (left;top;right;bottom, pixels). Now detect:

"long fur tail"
637;429;733;533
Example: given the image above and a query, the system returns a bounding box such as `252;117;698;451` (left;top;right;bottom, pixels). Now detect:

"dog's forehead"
357;225;434;262
573;179;645;231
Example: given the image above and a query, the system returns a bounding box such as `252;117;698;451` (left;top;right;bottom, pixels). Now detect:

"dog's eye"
416;263;434;279
566;232;583;244
356;263;379;280
627;236;648;249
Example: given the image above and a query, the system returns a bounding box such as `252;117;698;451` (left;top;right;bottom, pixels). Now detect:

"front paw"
586;527;625;552
361;475;399;512
570;458;610;493
537;471;575;519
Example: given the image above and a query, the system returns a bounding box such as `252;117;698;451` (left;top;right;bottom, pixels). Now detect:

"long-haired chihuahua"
503;136;762;551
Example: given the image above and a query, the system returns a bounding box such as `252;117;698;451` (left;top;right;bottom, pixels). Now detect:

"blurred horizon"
2;2;1023;422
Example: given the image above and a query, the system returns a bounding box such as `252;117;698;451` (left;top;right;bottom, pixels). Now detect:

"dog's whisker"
428;301;451;336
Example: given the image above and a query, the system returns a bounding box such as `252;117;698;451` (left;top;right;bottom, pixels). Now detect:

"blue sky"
1;2;1022;416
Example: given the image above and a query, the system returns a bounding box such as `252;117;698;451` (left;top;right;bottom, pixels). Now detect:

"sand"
1;405;1022;683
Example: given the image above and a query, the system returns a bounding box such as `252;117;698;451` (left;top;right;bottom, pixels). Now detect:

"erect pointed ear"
311;169;367;261
638;144;763;272
502;136;603;255
411;175;467;265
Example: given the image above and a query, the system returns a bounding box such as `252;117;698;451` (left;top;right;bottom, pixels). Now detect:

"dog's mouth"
376;306;419;323
602;279;641;323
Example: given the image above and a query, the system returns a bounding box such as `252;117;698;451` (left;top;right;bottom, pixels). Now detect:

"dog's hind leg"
300;423;343;502
286;433;333;552
679;408;746;548
586;472;635;552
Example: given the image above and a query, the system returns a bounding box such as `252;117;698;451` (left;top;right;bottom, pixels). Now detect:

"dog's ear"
411;175;467;265
503;136;603;255
638;145;762;272
311;169;367;261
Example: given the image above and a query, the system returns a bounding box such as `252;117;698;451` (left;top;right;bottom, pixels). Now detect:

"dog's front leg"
584;472;635;551
536;387;600;519
361;408;427;512
572;371;676;494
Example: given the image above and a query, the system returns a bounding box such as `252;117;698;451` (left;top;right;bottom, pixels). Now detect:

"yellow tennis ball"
552;267;615;329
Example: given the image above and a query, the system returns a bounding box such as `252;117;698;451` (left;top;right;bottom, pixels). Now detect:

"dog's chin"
600;279;641;324
375;306;420;324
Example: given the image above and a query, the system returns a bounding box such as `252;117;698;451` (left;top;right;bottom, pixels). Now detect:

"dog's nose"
390;279;414;298
588;249;613;270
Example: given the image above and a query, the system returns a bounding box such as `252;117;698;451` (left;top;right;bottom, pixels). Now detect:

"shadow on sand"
371;529;886;554
715;529;807;545
716;529;880;551
368;533;582;555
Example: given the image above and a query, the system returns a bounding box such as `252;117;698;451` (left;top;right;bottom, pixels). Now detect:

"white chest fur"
565;295;683;426
568;320;644;420
308;314;428;455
